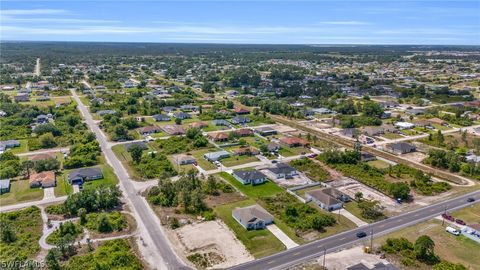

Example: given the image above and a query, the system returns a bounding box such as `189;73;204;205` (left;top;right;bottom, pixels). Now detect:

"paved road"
0;196;68;212
16;147;69;157
231;190;480;270
71;89;189;270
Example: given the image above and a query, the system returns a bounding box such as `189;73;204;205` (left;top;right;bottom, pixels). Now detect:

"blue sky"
1;1;479;44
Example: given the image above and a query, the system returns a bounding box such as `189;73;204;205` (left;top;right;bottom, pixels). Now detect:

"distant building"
231;116;250;125
306;188;349;211
234;107;250;115
172;154;196;165
386;142;416;154
232;170;267;185
0;140;20;152
124;141;148;151
254;126;277;136
97;109;116;116
208;132;229;142
152;114;170;122
0;179;10;194
213;119;231;127
138;126;162;135
232;204;274;230
161;124;186;135
234;128;253;137
203;150;230;162
173;112;191;120
394;122;415;130
279;137;310;147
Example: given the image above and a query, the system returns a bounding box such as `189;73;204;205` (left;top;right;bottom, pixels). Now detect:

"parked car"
356;231;367;238
467;197;475;202
442;213;455;221
455;219;466;225
271;160;278;164
446;226;460;236
307;153;317;158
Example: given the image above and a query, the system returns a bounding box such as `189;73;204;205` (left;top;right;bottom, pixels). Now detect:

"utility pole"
442;206;447;226
322;247;326;268
370;227;374;251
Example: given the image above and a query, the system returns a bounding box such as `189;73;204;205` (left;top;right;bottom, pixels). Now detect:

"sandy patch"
172;220;253;269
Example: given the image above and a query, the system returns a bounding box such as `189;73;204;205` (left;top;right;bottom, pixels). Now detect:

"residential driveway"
339;209;368;227
43;187;55;200
72;184;80;193
266;224;298;249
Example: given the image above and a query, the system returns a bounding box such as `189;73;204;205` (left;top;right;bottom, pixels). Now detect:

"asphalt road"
71;89;190;270
231;190;480;270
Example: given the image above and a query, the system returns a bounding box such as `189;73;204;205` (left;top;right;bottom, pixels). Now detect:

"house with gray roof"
268;163;297;179
232;170;267;185
68;167;103;185
0;140;20;152
97;109;116;116
173;112;191;120
386;142;416;154
152;114;170;122
203;150;230;162
0;179;11;194
231;116;250;125
213;119;231;127
232;204;274;230
306;188;348;211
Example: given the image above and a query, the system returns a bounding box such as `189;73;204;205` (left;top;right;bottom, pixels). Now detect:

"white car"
144;136;154;142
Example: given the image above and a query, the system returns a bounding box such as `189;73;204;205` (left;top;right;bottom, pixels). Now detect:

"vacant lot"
172;220;253;269
221;154;259;167
213;199;286;258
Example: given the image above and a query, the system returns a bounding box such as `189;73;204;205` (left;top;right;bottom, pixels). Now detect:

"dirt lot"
170;220;254;269
260;169;314;187
335;180;398;211
272;124;297;134
401;151;428;163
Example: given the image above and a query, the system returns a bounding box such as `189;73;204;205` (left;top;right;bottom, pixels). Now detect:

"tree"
414;235;436;263
128;144;143;164
433;261;468;270
175;118;182;125
389;182;410;200
354;191;363;201
34;158;60;172
78;208;87;225
0;221;16;243
358;200;383;220
39;133;57;148
21;160;34;178
46;248;61;270
97;214;113;233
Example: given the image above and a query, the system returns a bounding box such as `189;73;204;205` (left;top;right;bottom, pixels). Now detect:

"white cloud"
1;9;67;15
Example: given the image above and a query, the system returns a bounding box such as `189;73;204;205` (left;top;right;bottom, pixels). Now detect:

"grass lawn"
9;140;29;154
190;148;218;170
54;173;73;197
213;199;286;258
278;146;310;157
306;202;358;239
376;218;480;269
111;144;142;179
401;129;422;136
448;203;480;224
221;154;259;167
367;159;391;169
82;164;119;190
343;201;387;223
217;172;283;198
0;179;44;206
382;133;403;140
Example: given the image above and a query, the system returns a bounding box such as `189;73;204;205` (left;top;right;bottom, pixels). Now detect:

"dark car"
467;197;475;202
356;231;367;238
271;160;278;164
455;219;466;225
442;213;455;221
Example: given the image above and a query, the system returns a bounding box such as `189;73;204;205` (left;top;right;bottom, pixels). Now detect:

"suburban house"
306;188;349;211
213;119;231;127
14;94;30;102
386;142;416;154
234;128;253;137
232;170;267;185
208;132;229;142
414;120;431;128
68;167;103;185
173;112;191;120
234;107;250;115
360;152;377;162
180;104;199;112
232;204;274;230
394;122;415;130
152;114;171;122
36;114;52;124
189;122;208;129
161;125;186;135
203;150;230;162
268;163;298;179
29;171;56;188
97;109;116;116
231;116;250;125
0;179;10;194
427;117;448;126
124;141;148;151
0;140;20;152
267;142;281;152
138;126;162;135
172;154;196;165
162;106;177;113
406;109;425;116
279;137;310;147
254;126;277;136
233;146;259;156
363;126;385;137
29;153;57;163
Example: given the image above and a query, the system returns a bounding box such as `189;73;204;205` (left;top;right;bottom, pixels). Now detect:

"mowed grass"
82;164;119;190
221;154;259;167
367;159;391;169
0;180;44;206
54;173;73;197
8;140;29;154
376;217;480;269
213;199;286;258
190;148;218;170
217;172;283;198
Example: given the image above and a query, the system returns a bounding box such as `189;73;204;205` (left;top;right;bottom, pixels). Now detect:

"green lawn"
82;164;119;190
382;132;403;140
54;173;73;197
213;199;286;258
343;201;386;223
190;148;218;170
217;172;283;198
278;146;310;157
0;179;44;206
221;154;259;167
367;159;391;169
9;140;29;154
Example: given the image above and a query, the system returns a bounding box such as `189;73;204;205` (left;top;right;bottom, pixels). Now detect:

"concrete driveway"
267;224;299;249
43;187;55;200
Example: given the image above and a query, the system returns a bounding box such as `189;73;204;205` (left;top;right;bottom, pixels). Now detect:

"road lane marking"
339;237;346;240
293;252;301;256
267;260;275;265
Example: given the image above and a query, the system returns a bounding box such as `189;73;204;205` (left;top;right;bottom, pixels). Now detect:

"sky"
1;1;479;45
